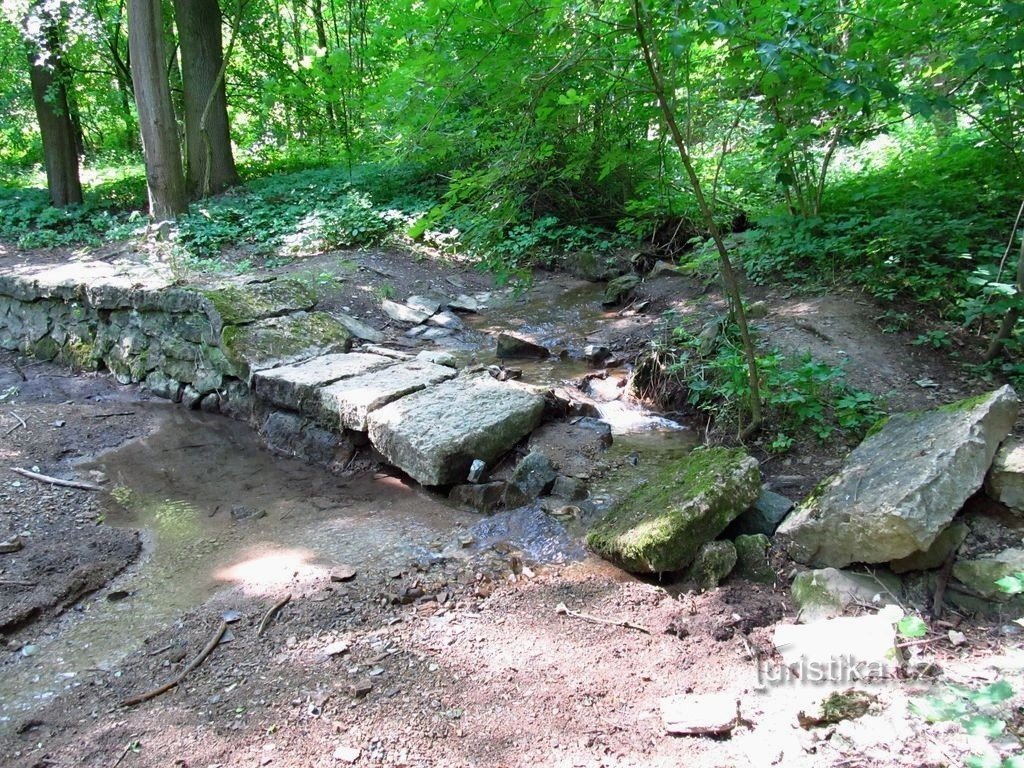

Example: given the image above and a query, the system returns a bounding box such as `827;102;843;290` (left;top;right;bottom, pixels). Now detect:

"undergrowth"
632;313;886;448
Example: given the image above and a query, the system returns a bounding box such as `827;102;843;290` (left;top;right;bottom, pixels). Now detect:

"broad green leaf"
897;615;928;638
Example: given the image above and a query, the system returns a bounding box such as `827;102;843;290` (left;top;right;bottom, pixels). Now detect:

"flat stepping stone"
318;360;457;431
252;352;394;411
366;375;545;486
220;312;354;381
200;278;317;330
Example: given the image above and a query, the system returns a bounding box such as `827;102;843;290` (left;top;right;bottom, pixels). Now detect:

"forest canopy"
0;0;1022;374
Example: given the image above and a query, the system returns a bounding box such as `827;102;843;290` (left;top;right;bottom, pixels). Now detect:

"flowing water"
0;276;697;725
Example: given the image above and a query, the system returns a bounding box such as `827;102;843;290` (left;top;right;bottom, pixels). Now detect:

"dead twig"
555;602;651;634
5;411;26;436
94;411;135;419
0;579;37;587
257;593;291;637
10;467;104;492
111;740;140;768
121;620;227;706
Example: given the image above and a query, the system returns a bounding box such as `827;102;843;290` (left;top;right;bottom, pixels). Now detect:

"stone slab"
985;436;1024;515
318;360;457;431
660;694;739;736
366;375;546;486
220;311;354;381
251;352;394;411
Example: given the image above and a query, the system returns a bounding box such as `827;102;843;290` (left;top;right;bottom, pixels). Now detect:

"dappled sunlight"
215;546;329;595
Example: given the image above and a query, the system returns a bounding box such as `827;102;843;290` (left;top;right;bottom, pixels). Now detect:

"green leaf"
898;615;928;638
966;755;1003;768
909;693;969;723
995;574;1024;595
963;715;1006;738
970;680;1015;706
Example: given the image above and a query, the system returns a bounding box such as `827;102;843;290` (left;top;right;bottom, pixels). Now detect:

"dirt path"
0;247;1020;768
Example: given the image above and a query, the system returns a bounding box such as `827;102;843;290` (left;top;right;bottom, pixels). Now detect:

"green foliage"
650;317;885;443
897;615;928;639
911;680;1021;768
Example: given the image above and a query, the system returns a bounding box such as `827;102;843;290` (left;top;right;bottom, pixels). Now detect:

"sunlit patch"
216;547;329;594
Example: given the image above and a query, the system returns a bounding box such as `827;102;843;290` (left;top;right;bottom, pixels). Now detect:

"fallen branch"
121;620;227;706
94;411;135;419
257;593;291;637
10;467;105;492
0;579;37;587
555;602;651;634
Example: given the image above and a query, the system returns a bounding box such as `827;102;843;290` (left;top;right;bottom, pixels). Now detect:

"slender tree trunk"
632;0;762;438
24;7;82;208
128;0;188;219
173;0;239;197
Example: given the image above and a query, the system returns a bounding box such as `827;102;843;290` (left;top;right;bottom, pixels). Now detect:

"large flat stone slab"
366;376;545;486
251;352;394;411
777;386;1019;568
221;311;354;381
200;278;317;333
318;360;457;431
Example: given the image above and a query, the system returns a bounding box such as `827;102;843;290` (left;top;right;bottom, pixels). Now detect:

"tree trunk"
25;18;82;208
173;0;239;197
128;0;188;219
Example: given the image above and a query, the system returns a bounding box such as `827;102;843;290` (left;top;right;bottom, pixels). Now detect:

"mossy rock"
220;311;353;381
200;278;318;330
586;447;761;574
734;533;774;583
687;540;737;590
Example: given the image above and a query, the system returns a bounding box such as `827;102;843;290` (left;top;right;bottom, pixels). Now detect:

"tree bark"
25;19;82;207
128;0;188;219
173;0;239;198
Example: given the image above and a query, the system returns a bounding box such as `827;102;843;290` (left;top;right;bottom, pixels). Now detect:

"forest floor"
0;243;1021;768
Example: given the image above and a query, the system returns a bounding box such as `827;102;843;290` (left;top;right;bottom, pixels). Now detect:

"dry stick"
10;467;104;492
94;411;135;419
555;602;651;634
257;593;291;638
0;579;37;587
121;620;228;707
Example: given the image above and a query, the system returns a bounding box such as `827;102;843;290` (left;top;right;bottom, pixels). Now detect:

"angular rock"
734;534;774;584
508;451;557;501
259;411;353;465
406;295;443;315
890;522;969;574
252;352;393;411
318;360;456;431
586;447;762;574
776;386;1019;568
333;312;385;343
527;417;612;479
496;332;549;359
449;482;507;513
366;376;545;486
953;547;1024;600
602;273;641;306
381;299;430;325
416;350;457;368
220;312;353;381
447;294;481;313
791;568;902;623
724;489;794;538
660;693;739;736
985;437;1024;515
773;607;902;678
687;540;737;590
427;310;465;330
551;475;588;501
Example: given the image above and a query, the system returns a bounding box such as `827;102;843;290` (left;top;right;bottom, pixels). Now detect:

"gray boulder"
791;568;903;623
953;547;1024;600
734;534;774;584
985;437;1024;515
586;447;761;574
777;386;1018;568
507;451;557;502
496;332;549;359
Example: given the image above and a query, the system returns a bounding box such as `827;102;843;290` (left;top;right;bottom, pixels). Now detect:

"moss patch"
585;447;761;574
221;311;353;380
201;278;318;328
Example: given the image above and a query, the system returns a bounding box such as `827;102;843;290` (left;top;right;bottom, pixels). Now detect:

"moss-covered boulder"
791;568;902;623
734;533;774;583
586;447;761;574
953;547;1024;600
200;278;318;332
221;311;353;381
